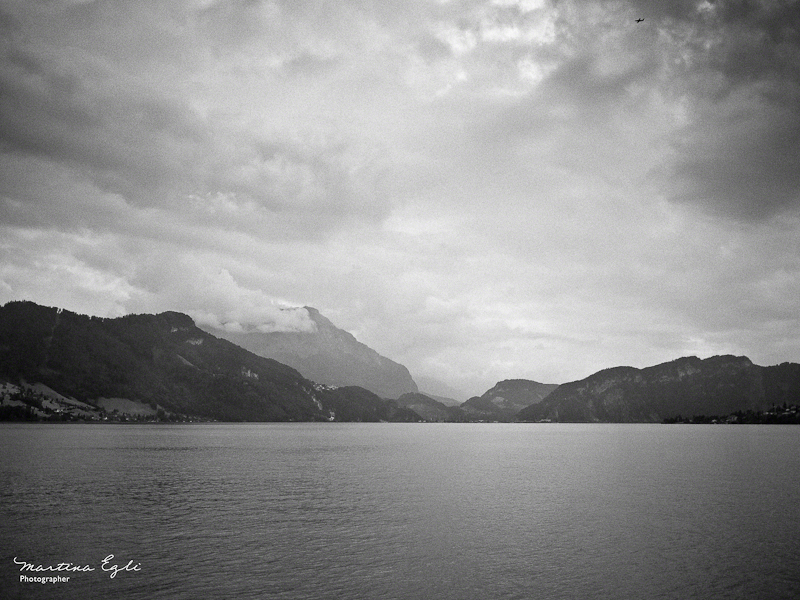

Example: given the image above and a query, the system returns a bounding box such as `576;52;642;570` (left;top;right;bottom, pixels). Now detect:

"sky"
1;0;799;399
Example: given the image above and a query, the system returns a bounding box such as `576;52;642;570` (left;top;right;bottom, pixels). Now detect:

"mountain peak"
154;311;196;328
202;307;418;399
461;378;559;421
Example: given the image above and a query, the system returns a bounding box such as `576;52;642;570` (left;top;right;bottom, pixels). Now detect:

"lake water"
1;423;799;600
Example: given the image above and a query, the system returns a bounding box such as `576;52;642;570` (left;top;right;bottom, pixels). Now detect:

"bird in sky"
635;18;644;22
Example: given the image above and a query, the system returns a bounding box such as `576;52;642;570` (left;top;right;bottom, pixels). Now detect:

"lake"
1;423;799;599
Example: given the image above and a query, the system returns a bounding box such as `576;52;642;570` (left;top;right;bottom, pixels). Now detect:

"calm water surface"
1;423;799;599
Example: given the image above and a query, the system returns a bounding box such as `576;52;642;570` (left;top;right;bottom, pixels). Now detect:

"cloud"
2;0;800;396
649;0;800;220
665;82;800;220
130;256;318;333
0;37;208;202
0;0;394;239
460;0;800;223
192;306;317;334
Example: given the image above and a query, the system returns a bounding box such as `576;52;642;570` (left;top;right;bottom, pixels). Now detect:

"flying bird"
635;18;644;22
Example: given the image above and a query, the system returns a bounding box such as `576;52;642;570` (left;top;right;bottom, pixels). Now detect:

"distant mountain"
316;385;422;423
462;379;559;421
395;392;468;422
419;392;461;407
516;355;800;423
202;307;418;399
0;301;417;422
414;375;467;405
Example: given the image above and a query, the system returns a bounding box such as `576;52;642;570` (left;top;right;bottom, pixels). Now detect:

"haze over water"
2;423;799;600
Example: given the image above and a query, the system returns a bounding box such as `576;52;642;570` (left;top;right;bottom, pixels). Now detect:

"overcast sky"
2;0;799;398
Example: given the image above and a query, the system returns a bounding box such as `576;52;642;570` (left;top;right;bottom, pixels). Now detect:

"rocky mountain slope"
462;379;559;421
516;355;800;423
0;301;417;422
203;307;418;399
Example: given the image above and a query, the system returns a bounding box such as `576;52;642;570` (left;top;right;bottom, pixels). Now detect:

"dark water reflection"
1;423;799;599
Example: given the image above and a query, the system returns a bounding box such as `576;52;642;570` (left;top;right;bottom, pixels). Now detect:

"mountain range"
2;301;799;423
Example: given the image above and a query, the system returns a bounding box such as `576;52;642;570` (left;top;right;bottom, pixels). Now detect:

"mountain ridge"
201;307;419;399
516;355;800;422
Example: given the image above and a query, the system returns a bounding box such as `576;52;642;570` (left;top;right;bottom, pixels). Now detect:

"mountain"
419;392;461;407
315;385;422;423
0;301;418;422
202;307;418;399
461;379;559;421
516;355;800;423
395;392;468;422
414;375;468;405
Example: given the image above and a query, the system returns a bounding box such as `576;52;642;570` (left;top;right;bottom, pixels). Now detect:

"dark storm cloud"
0;39;209;206
666;89;800;220
542;49;658;114
651;0;800;220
